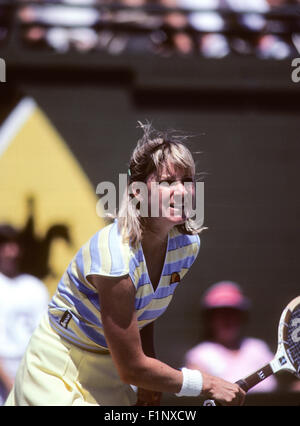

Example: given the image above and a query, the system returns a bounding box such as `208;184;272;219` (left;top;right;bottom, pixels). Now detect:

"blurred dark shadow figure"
19;197;72;280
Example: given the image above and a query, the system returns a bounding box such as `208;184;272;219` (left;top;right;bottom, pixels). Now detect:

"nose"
171;181;188;208
173;180;193;200
174;180;186;193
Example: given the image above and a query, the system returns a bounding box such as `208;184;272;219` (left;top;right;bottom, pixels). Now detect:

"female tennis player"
5;123;245;406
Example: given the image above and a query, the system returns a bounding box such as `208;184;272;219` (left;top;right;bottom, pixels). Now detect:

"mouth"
170;202;183;209
168;204;185;219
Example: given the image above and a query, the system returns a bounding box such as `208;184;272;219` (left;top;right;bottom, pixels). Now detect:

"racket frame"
270;296;300;378
203;296;300;405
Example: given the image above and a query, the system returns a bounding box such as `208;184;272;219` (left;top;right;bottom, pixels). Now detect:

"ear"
128;181;149;217
128;181;148;202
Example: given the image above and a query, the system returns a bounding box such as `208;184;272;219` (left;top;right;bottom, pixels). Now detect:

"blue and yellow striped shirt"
48;220;200;352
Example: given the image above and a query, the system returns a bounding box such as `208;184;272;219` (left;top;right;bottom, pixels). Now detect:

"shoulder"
185;341;221;363
169;228;201;266
83;219;131;278
242;337;273;351
170;227;200;252
186;341;219;356
0;272;9;286
167;229;200;278
16;274;49;298
16;273;45;287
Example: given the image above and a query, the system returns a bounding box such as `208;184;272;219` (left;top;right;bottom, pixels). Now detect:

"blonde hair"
117;122;205;248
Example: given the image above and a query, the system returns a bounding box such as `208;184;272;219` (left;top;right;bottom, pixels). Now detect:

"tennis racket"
203;295;300;406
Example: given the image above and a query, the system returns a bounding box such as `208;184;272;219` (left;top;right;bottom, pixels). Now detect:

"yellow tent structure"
0;97;105;295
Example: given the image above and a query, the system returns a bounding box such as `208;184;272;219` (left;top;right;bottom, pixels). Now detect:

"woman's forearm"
121;354;183;394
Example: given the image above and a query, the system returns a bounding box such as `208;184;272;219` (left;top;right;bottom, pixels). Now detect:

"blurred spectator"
18;1;101;53
226;0;293;58
156;0;195;56
18;2;101;27
109;0;160;29
184;281;277;393
226;0;269;32
290;0;300;53
257;0;297;59
0;224;49;405
177;0;230;57
48;27;99;53
224;0;269;56
292;32;300;54
22;25;100;53
97;0;160;55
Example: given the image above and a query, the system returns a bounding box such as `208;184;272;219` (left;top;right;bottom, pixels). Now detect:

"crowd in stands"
1;1;300;59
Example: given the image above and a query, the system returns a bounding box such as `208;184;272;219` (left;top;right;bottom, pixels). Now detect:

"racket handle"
203;363;273;406
235;379;251;392
234;363;273;392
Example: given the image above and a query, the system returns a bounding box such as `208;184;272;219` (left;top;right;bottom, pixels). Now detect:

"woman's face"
209;308;245;347
145;165;195;227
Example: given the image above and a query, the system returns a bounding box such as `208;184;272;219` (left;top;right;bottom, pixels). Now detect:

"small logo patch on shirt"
170;272;181;284
60;310;72;329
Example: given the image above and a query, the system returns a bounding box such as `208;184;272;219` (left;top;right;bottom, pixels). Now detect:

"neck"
142;230;168;250
141;221;170;250
0;267;19;279
214;337;242;351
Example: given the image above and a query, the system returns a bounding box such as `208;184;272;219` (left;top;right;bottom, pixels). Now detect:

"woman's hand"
201;372;246;406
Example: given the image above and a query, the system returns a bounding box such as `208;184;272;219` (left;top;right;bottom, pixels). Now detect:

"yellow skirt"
5;314;136;406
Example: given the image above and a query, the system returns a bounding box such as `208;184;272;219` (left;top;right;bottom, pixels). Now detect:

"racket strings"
287;305;300;374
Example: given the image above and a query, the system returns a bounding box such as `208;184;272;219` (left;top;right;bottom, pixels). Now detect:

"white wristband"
175;367;203;397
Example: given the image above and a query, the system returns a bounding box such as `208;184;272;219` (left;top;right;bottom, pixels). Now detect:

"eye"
181;177;194;184
159;179;175;185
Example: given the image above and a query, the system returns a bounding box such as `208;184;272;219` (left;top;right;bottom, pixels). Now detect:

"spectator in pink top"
184;281;277;393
